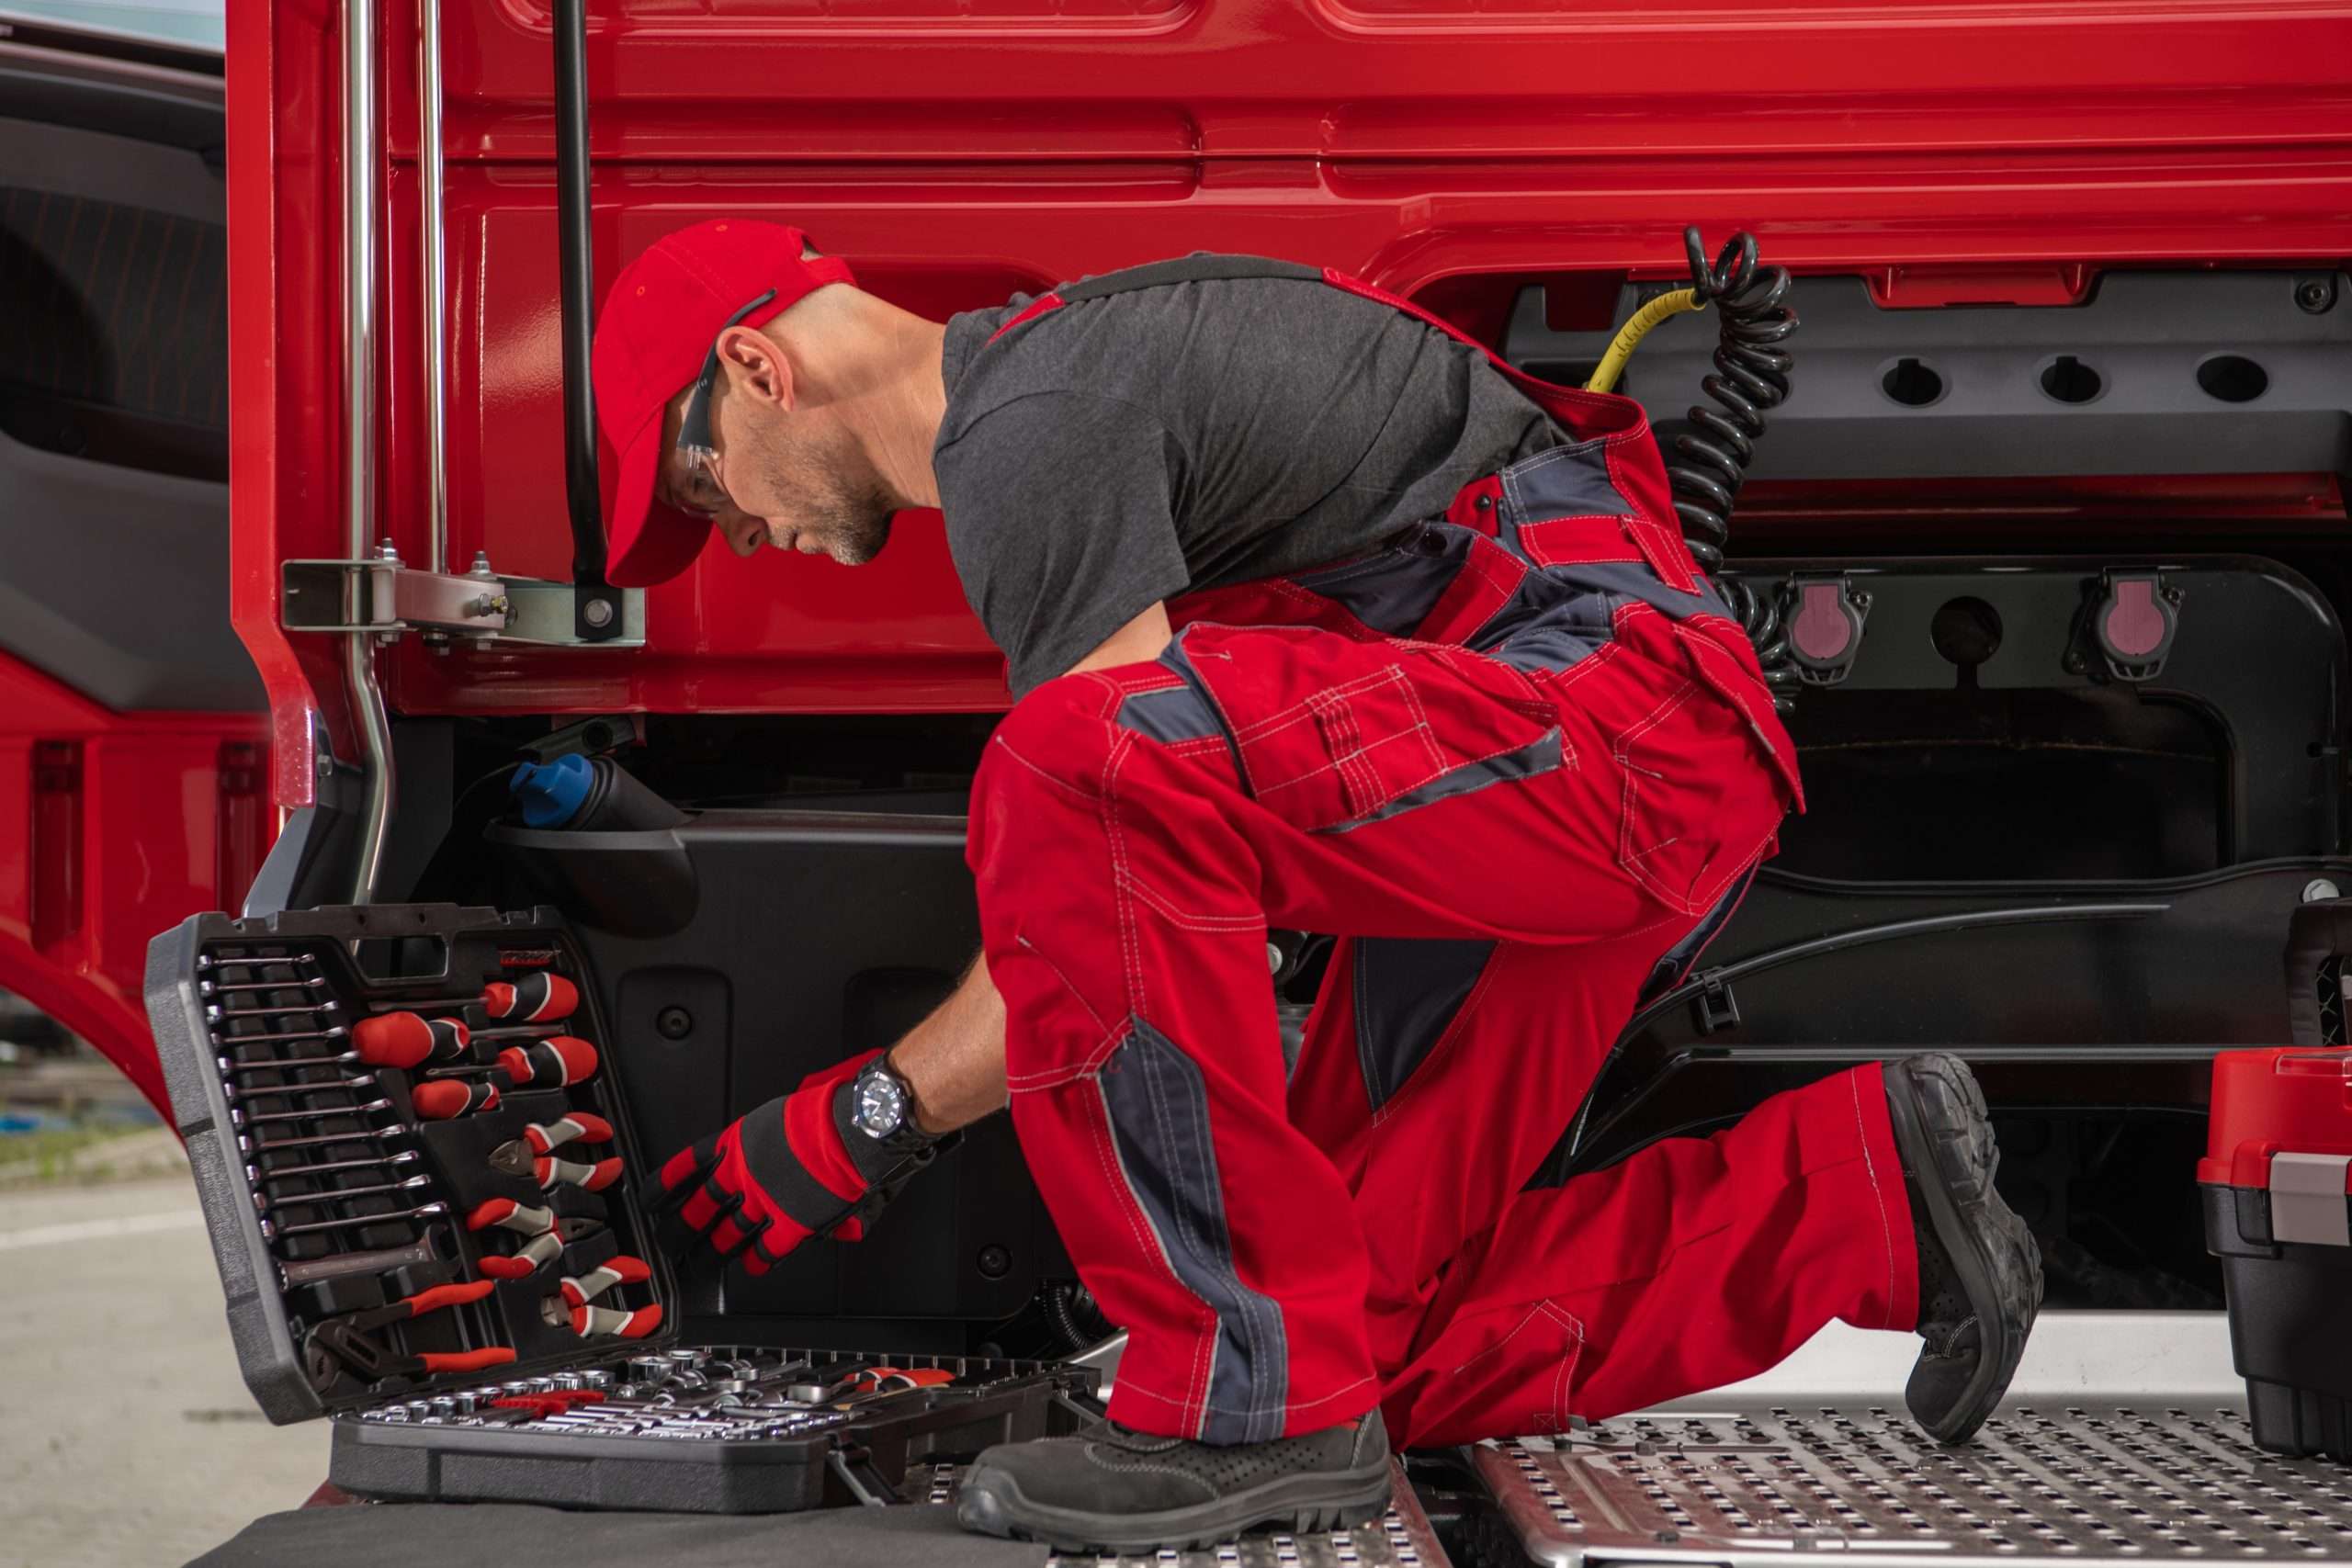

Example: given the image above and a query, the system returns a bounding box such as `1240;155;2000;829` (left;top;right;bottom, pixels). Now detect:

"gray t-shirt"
933;261;1562;695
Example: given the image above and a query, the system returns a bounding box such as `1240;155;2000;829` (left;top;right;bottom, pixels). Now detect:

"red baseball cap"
591;220;856;586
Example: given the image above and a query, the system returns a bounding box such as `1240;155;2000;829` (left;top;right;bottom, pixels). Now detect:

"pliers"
308;1280;517;1382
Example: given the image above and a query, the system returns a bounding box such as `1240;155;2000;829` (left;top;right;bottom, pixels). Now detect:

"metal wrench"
263;1199;447;1241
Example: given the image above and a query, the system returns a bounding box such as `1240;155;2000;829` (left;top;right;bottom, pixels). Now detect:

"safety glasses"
674;288;778;465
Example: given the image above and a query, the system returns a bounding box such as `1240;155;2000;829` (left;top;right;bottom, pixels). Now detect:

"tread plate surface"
1479;1405;2352;1568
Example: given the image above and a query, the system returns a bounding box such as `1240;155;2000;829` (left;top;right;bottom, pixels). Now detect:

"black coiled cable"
1668;226;1803;710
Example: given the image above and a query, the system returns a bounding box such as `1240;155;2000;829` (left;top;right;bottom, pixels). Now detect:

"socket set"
152;903;1091;1512
333;1344;1093;1512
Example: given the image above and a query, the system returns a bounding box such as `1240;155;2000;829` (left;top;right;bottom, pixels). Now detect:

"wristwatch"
848;1055;937;1155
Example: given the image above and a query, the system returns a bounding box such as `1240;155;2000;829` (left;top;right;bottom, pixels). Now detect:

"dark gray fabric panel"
187;1503;1046;1568
1314;728;1566;836
1496;439;1629;522
1351;936;1497;1111
1488;620;1609;676
1097;1018;1289;1445
1115;682;1225;746
1289;530;1467;637
1541;559;1735;626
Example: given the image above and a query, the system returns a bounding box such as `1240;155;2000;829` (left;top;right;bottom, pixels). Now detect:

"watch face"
854;1069;909;1139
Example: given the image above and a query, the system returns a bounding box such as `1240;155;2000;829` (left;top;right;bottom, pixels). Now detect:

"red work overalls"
964;258;1921;1448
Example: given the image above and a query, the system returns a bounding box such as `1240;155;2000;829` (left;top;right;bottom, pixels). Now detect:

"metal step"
1476;1403;2352;1568
920;1458;1449;1567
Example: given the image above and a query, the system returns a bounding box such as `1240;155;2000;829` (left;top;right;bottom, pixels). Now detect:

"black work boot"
956;1408;1393;1553
1884;1053;2044;1445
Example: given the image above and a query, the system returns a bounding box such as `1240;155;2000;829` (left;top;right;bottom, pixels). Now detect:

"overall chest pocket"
1176;622;1564;835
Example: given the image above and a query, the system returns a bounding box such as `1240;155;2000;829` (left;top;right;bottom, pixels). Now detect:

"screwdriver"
371;973;578;1023
348;1014;473;1069
422;1036;598;1089
413;1079;502;1121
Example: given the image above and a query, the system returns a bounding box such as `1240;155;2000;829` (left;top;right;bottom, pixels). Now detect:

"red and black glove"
655;1051;943;1274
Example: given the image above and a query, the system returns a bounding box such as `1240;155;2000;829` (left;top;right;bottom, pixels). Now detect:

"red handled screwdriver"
370;973;578;1022
348;1014;472;1069
421;1036;597;1089
413;1079;502;1121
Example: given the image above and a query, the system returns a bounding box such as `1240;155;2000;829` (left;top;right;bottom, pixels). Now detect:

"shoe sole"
955;1460;1396;1554
1884;1053;2044;1446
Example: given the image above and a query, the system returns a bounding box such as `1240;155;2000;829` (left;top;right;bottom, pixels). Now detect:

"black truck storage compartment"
148;902;1094;1512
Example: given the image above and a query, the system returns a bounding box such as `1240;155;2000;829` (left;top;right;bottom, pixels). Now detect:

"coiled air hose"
1586;227;1804;711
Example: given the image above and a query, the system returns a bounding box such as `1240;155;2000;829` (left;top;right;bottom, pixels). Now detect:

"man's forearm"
886;952;1007;1135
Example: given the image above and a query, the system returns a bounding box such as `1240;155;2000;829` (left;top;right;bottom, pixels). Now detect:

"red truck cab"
14;0;2352;1525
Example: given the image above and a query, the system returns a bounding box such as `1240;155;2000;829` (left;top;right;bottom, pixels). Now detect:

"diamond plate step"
1478;1404;2352;1567
920;1458;1448;1567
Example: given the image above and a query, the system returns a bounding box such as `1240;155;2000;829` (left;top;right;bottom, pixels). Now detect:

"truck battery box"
148;903;1095;1513
2199;1044;2352;1459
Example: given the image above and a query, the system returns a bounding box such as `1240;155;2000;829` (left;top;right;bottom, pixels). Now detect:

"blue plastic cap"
512;753;594;829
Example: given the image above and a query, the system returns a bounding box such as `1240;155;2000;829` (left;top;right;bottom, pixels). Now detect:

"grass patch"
0;1121;163;1185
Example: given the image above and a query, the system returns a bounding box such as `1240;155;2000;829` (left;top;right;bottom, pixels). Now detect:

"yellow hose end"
1583;287;1704;395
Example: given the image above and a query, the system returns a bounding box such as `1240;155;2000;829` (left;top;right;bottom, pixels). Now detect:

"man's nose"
720;512;765;557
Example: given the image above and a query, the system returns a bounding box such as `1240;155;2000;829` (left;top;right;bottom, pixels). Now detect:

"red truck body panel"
227;0;2352;807
0;652;268;1115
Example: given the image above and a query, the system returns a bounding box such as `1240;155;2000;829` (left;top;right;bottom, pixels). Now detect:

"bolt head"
2303;879;2340;904
583;598;616;629
2296;277;2337;314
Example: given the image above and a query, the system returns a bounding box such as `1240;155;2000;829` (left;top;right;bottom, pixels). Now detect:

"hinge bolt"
583;598;616;629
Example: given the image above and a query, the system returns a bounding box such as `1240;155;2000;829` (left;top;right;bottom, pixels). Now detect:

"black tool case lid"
147;902;684;1426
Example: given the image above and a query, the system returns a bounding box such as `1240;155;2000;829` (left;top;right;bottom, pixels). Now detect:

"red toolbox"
2199;1044;2352;1458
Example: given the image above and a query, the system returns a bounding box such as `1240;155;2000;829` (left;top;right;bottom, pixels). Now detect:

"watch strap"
835;1064;940;1175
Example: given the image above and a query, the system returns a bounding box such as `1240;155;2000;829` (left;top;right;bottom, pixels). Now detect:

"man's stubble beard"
771;422;897;565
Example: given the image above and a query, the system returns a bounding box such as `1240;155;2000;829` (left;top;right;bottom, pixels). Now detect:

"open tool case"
149;903;1092;1513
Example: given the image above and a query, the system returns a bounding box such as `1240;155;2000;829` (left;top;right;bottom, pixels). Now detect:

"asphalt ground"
0;1168;327;1568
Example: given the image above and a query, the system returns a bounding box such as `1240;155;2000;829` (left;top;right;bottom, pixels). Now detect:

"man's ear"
716;326;796;412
